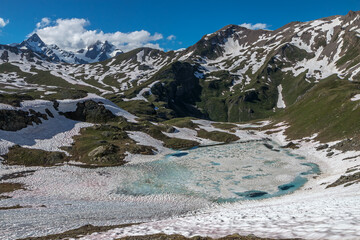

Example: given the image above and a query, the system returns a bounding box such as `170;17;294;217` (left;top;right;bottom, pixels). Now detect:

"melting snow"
350;94;360;101
276;84;286;108
126;131;165;153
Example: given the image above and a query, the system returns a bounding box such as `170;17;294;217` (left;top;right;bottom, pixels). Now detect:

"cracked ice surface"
79;127;360;240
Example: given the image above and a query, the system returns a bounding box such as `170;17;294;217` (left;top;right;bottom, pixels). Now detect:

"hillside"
1;12;360;143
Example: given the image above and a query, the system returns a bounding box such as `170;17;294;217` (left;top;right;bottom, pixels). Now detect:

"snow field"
78;124;360;240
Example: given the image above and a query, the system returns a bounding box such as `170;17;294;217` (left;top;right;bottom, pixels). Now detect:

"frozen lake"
116;141;319;202
0;140;319;239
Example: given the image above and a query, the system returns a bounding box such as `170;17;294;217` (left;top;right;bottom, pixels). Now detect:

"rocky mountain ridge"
0;11;360;141
16;33;123;64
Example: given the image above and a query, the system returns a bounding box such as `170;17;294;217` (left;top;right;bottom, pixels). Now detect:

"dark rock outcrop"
0;109;48;131
151;61;206;118
281;142;299;149
62;100;116;123
3;145;68;166
316;144;329;151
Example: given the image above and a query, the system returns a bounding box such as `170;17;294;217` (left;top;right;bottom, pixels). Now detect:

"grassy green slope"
277;75;360;142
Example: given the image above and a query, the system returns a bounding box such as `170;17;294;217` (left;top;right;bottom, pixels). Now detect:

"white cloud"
0;18;9;28
36;17;51;28
32;18;163;52
167;35;176;41
239;23;269;30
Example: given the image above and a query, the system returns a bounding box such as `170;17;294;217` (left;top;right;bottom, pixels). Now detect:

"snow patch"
350;94;360;101
276;84;286;108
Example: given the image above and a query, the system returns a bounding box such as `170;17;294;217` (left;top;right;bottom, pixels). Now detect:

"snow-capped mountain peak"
84;40;123;62
20;33;46;51
17;33;123;64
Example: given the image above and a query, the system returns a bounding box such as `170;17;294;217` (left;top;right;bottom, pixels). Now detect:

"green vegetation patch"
277;75;360;142
82;76;113;92
197;71;233;122
110;98;157;120
69;123;155;167
106;93;177;121
211;122;237;130
140;121;200;150
25;69;99;94
280;71;315;106
103;74;125;88
163;138;199;150
162;117;198;129
0;63;32;78
43;89;88;101
26;70;76;88
197;129;239;143
0;93;34;107
3;145;68;166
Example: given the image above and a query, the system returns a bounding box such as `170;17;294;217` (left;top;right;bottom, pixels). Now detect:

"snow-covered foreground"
0;122;359;240
0;137;317;239
81;185;360;240
77;126;360;240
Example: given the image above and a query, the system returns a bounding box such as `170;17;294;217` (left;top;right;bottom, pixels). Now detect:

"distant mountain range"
14;33;123;64
0;10;360;141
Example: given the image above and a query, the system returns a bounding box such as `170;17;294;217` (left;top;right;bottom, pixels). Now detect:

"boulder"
88;144;118;158
316;144;329;151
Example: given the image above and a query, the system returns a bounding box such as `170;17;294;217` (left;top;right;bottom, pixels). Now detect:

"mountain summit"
82;40;123;62
17;33;123;64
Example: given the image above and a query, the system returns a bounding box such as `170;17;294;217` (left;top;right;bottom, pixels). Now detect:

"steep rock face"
18;33;62;62
85;41;122;62
150;62;205;118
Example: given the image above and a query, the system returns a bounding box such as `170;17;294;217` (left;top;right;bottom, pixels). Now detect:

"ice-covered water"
0;140;318;239
115;141;318;202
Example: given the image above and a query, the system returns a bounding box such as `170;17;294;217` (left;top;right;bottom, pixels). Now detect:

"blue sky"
0;0;359;51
